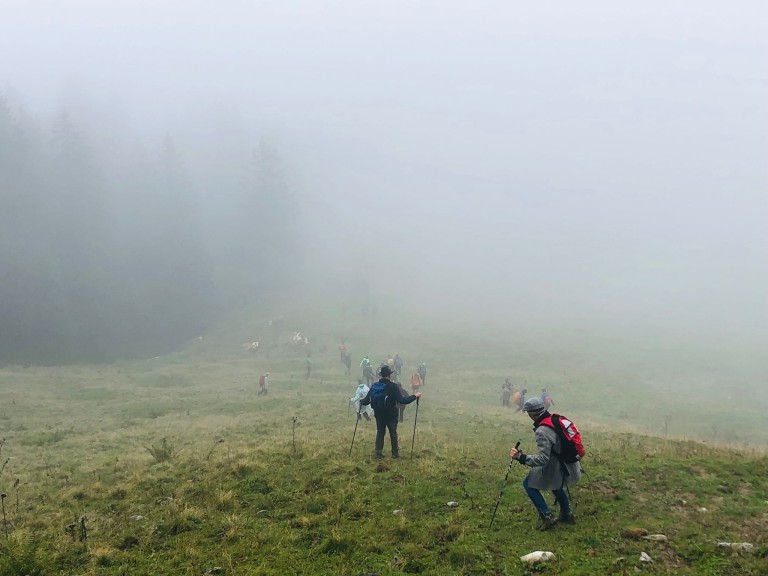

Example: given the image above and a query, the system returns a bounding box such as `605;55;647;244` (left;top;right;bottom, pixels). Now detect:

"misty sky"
2;1;766;340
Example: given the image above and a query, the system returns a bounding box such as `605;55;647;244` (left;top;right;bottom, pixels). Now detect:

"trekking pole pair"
489;441;521;529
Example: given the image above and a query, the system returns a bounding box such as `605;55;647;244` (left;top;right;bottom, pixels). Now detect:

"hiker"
387;354;395;371
305;355;313;379
394;354;404;377
513;388;528;413
395;379;409;423
342;352;352;376
410;371;422;394
258;372;269;396
501;378;513;407
350;379;373;421
360;356;373;383
417;362;427;386
509;397;582;530
339;341;348;362
363;363;375;386
541;388;555;409
360;365;421;458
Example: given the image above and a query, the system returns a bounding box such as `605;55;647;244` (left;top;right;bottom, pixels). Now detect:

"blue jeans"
523;475;571;517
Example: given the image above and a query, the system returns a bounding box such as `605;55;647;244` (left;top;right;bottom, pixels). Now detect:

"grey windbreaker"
522;420;583;491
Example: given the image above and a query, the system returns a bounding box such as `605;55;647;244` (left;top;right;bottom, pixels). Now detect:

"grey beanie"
523;397;546;414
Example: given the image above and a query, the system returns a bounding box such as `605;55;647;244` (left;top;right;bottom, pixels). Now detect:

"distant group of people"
501;378;555;413
254;337;427;401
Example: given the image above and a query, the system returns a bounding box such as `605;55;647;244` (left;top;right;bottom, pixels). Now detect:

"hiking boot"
536;512;558;531
391;452;400;459
375;451;384;459
560;513;576;524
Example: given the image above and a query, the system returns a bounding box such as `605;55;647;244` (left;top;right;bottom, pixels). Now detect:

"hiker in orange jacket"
410;372;422;394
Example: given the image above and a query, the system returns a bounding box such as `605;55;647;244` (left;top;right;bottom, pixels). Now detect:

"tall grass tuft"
145;438;177;463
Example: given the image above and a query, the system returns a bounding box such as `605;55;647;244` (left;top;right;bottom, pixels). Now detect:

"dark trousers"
398;404;406;423
374;412;399;456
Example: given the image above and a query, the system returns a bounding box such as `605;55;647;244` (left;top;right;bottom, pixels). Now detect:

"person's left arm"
394;382;418;405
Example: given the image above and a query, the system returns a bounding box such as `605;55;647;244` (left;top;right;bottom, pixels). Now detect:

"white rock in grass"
446;501;459;507
641;534;668;542
128;515;143;521
520;551;555;563
639;552;653;563
392;509;404;516
697;507;708;513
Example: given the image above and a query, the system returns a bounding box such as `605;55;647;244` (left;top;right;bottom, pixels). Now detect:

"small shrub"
145;438;176;463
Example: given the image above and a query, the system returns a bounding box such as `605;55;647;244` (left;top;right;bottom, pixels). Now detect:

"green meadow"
0;307;766;575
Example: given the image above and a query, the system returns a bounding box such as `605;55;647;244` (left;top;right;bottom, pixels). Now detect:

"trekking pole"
348;410;361;456
489;441;520;529
348;399;351;418
292;416;298;453
410;397;420;460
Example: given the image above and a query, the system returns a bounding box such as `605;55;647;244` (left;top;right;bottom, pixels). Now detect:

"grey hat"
523;397;546;414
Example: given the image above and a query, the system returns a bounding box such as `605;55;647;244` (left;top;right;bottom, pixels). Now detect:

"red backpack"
538;414;584;463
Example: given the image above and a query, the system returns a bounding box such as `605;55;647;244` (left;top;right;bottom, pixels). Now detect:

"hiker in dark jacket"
513;388;528;413
361;365;421;458
417;362;427;386
501;378;513;407
509;397;582;531
395;380;409;423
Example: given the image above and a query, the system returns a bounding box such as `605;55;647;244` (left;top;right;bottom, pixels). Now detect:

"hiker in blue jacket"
361;365;421;458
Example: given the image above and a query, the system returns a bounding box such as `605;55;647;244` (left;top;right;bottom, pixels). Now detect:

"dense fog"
1;1;766;364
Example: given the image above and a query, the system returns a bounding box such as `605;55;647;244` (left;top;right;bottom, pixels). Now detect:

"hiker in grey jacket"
509;397;582;530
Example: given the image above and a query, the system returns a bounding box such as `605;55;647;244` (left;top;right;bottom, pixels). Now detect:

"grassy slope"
0;306;766;575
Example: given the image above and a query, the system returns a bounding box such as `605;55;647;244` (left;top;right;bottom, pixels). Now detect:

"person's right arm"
516;428;555;467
